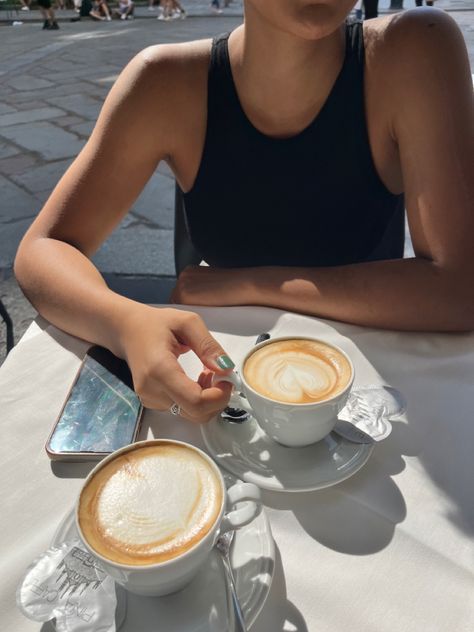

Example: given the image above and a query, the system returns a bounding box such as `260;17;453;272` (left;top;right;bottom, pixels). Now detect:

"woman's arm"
172;11;474;332
15;44;233;420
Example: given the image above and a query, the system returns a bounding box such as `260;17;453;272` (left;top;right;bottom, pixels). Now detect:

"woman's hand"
171;265;257;306
117;304;234;423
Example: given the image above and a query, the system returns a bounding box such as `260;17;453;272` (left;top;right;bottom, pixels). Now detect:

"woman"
14;2;473;423
91;0;112;20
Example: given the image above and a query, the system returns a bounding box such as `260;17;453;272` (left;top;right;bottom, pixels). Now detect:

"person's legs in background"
363;0;378;19
38;0;59;29
170;0;186;18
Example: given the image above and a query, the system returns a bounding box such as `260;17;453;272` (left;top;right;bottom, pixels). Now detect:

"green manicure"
216;355;235;370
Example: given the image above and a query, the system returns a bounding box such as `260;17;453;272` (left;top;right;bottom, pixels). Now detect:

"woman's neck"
228;10;346;137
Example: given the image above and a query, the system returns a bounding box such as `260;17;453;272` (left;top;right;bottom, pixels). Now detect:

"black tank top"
183;22;405;268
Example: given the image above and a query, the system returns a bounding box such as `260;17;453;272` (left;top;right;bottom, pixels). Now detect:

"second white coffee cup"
214;336;355;447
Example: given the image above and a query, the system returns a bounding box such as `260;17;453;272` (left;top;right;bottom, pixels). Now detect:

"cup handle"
220;482;262;533
212;371;254;413
212;371;243;392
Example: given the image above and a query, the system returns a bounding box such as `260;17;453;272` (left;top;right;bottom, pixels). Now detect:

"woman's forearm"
14;237;143;357
249;258;474;332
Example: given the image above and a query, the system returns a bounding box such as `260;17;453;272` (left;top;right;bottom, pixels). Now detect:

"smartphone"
46;345;143;461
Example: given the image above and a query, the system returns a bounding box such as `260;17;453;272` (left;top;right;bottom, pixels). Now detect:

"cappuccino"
78;443;223;566
243;338;352;404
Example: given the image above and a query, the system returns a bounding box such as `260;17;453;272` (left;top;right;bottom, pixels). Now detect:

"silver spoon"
215;529;247;632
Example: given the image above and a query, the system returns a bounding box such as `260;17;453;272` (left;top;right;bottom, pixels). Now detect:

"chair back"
174;184;201;276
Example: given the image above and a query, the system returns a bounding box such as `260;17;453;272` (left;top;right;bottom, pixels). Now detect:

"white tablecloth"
1;305;473;632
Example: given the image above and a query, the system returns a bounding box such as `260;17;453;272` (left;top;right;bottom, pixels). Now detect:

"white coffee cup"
214;336;354;447
75;439;261;596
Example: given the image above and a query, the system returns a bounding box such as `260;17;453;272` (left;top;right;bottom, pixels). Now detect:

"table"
1;305;474;631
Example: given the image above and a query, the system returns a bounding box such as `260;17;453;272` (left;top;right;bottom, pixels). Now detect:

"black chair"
0;298;14;357
174;183;201;276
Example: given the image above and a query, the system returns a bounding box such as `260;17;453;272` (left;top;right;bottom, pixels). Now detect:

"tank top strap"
207;33;235;118
346;20;365;66
342;20;365;100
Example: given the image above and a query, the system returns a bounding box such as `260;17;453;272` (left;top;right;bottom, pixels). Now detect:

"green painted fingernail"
216;355;235;370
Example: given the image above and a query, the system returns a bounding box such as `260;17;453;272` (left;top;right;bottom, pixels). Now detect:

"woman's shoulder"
135;38;212;81
112;38;212;132
363;8;468;80
118;38;212;108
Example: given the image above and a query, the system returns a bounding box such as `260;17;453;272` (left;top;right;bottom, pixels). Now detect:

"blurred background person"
169;0;186;18
157;0;185;20
90;0;112;20
211;0;222;14
38;0;59;28
115;0;134;19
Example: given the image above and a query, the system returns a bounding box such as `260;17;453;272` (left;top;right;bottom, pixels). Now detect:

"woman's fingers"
159;354;233;420
173;312;235;374
135;353;232;422
125;307;234;422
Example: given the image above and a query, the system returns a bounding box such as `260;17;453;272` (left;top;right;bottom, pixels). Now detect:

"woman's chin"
292;3;342;40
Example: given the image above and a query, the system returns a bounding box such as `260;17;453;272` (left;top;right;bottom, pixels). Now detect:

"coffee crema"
243;339;352;404
78;443;223;566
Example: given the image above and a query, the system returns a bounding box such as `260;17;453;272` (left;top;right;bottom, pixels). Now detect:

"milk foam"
244;339;352;404
79;444;222;565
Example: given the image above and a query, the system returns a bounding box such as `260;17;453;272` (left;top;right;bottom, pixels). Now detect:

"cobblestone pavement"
0;8;473;356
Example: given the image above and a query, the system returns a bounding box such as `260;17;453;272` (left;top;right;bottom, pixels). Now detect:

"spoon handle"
220;551;247;632
255;332;271;345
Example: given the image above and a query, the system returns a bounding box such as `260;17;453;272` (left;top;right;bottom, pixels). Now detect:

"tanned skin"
15;2;474;421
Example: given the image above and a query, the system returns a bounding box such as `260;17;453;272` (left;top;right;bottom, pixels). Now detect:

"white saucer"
51;474;274;631
201;416;374;492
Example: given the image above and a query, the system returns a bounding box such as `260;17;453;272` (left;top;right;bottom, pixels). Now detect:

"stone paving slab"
10;157;73;193
1;120;85;159
132;171;175;229
0;153;38;176
0;106;66;128
69;120;95;137
0;141;20;159
0;103;18;115
6;75;56;91
92;223;175;276
0;173;39;223
46;93;104;120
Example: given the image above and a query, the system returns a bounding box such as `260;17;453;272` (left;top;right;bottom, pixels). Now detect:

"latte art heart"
272;357;336;400
244;339;352;404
